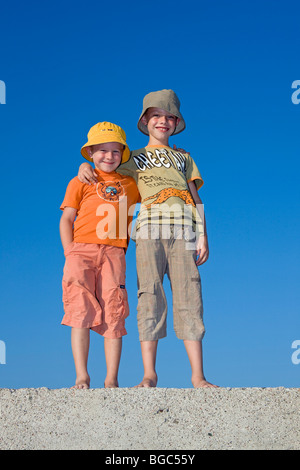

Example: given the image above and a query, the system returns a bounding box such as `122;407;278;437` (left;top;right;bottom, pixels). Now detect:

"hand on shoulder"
173;144;190;155
78;162;98;185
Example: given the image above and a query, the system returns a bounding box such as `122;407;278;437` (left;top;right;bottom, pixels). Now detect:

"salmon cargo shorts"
136;225;205;342
61;243;129;338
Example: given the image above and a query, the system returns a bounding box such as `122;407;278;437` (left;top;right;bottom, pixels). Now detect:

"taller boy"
79;90;217;388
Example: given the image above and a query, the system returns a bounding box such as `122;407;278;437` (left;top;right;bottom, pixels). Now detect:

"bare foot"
71;374;90;389
104;380;119;389
135;374;158;388
192;376;219;388
71;381;90;390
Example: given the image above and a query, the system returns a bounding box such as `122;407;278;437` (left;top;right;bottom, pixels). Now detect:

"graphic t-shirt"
117;146;204;234
60;169;140;248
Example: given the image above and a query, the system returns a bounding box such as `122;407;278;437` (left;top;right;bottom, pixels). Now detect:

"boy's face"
141;107;180;144
87;142;123;172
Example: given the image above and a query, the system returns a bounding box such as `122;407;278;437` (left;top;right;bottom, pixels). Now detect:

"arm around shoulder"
78;162;98;184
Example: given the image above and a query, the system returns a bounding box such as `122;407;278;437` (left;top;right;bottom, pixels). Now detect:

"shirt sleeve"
60;177;84;211
185;155;204;190
116;155;133;175
117;152;140;182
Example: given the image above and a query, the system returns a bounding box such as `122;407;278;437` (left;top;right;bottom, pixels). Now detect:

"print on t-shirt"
96;181;124;202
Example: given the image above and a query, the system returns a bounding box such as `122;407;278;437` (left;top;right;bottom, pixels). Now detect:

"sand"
0;387;299;450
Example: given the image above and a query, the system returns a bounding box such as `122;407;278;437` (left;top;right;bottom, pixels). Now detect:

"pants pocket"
107;285;129;322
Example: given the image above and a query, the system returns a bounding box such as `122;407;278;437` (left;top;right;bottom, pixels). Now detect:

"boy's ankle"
104;375;119;388
138;372;157;388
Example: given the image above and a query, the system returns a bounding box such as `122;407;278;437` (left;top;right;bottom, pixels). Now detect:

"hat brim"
81;134;130;164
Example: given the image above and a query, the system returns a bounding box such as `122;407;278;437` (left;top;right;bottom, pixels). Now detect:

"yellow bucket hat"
81;122;130;163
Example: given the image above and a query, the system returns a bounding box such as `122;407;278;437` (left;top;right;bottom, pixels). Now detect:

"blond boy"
60;122;139;389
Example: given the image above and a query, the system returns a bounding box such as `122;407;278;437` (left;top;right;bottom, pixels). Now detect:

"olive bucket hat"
137;89;186;136
81;122;130;163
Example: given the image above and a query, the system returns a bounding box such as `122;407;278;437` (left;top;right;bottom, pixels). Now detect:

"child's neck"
147;136;170;147
94;167;116;175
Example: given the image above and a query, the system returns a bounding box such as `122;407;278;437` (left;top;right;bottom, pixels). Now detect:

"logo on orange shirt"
96;181;124;202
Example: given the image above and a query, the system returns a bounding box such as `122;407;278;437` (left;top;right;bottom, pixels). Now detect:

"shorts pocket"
108;285;129;321
137;281;165;319
118;286;129;319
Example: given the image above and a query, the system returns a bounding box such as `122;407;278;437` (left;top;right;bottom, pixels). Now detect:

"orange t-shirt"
60;169;140;248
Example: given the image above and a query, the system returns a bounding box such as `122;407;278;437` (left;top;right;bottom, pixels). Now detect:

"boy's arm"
78;162;98;185
78;147;189;183
188;180;209;266
59;207;77;250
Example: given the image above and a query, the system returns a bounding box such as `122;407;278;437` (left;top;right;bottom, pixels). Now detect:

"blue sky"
0;0;299;389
